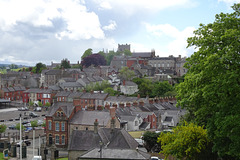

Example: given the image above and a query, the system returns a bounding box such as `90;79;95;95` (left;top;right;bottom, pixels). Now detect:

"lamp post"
33;127;35;158
98;140;103;158
19;114;22;160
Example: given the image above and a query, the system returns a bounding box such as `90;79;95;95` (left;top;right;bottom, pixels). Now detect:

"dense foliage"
85;81;111;92
158;122;211;160
142;131;161;152
81;54;106;67
0;124;7;139
133;78;174;98
177;4;240;159
119;67;135;80
81;48;93;60
61;58;71;69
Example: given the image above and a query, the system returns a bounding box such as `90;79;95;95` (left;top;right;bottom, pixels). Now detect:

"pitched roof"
47;102;74;118
69;128;138;151
79;148;150;160
70;110;110;126
80;92;108;100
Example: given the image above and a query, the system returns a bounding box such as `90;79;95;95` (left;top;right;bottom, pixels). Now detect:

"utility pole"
33;128;35;158
20;114;22;160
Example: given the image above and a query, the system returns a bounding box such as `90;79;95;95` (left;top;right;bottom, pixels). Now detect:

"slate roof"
132;52;153;58
70;110;110;126
47;102;74;118
79;148;150;160
59;82;83;88
123;81;138;86
55;91;71;97
120;115;136;122
1;88;10;92
69;128;138;151
68;92;84;99
80;92;108;100
139;122;150;130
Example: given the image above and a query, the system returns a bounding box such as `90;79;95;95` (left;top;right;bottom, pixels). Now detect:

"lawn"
57;158;68;160
128;131;145;138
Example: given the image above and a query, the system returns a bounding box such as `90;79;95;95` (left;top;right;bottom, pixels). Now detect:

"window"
81;100;83;104
48;121;52;130
76;127;78;130
153;117;155;122
61;122;65;131
85;100;87;103
86;127;88;130
56;122;59;131
62;135;65;145
57;112;60;117
135;121;138;126
61;112;63;117
55;135;59;144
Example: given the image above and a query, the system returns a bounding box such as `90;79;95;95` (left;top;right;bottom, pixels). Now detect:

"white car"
32;156;42;160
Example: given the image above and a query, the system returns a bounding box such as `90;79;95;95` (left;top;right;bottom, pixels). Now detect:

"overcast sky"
0;0;239;66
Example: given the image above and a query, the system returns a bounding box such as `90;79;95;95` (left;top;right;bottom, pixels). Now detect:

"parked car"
22;120;30;125
29;112;38;118
32;156;42;160
17;140;31;147
23;123;31;127
34;107;42;112
18;107;29;111
37;120;44;126
8;124;16;130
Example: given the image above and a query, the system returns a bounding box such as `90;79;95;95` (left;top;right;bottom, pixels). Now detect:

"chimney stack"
139;100;144;106
112;103;117;109
119;102;124;108
94;119;98;134
122;80;126;86
105;102;110;110
111;117;115;133
109;107;116;118
149;98;154;104
126;102;131;107
133;101;138;106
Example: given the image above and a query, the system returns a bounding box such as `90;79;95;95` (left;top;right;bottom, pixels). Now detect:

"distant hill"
0;64;29;68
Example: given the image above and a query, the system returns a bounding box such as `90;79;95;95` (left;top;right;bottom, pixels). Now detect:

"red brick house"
0;86;26;101
45;102;76;148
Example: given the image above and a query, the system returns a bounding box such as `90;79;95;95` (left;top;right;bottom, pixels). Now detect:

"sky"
0;0;239;66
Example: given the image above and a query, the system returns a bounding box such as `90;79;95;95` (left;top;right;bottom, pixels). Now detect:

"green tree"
38;101;43;107
0;124;7;139
152;81;173;97
177;4;240;159
119;67;135;81
104;87;119;96
81;48;93;60
61;58;71;69
142;131;161;152
16;123;26;131
158;122;211;160
123;49;132;56
105;50;116;65
30;120;38;128
32;62;47;73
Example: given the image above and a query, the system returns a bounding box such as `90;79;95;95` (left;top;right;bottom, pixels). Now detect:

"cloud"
218;0;240;5
93;0;194;15
103;20;117;31
0;0;104;40
144;23;196;57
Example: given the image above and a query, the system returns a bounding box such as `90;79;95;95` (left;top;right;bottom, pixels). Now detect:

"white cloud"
99;1;112;10
93;0;194;15
0;0;104;40
144;23;196;57
218;0;240;5
103;20;117;31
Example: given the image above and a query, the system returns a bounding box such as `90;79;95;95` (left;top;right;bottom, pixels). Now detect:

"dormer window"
61;112;63;117
57;112;60;117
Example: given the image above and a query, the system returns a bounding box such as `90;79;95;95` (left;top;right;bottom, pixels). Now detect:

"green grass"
57;158;68;160
128;131;145;138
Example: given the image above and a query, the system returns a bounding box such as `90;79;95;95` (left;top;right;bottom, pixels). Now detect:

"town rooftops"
47;102;75;118
79;92;108;100
78;148;150;160
69;128;138;151
70;110;110;126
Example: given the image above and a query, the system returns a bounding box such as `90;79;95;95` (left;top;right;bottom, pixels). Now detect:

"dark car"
17;140;31;147
8;124;16;130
